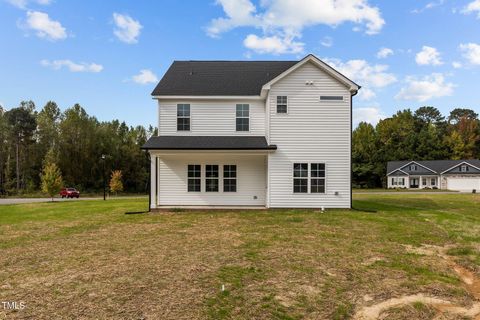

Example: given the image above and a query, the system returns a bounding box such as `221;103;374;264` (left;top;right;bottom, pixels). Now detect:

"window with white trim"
409;164;417;171
293;163;308;193
187;165;201;192
310;163;326;193
236;104;249;131
422;178;427;186
206;165;219;192
277;96;287;114
320;96;344;101
223;165;237;192
293;163;326;193
399;178;405;186
460;165;469;172
177;104;190;131
431;178;436;186
391;177;396;186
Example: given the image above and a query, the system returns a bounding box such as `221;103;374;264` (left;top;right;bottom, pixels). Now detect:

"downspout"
350;88;359;209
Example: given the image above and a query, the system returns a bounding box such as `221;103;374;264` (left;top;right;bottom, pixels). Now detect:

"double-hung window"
223;165;237;192
187;165;201;192
293;163;326;193
236;104;249;131
177;104;190;131
310;163;326;193
206;165;219;192
277;96;287;114
460;165;469;172
293;163;308;193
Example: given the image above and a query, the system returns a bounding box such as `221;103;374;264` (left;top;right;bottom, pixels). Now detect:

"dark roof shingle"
387;160;480;174
151;61;297;96
142;136;276;150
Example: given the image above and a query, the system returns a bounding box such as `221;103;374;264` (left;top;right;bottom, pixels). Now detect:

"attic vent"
320;96;344;101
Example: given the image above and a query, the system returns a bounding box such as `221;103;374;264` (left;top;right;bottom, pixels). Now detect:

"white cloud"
41;59;103;73
324;58;396;101
415;46;443;66
395;73;454;102
353;107;385;126
462;0;480;18
320;36;333;47
208;0;384;54
6;0;52;9
244;34;304;54
132;69;158;84
357;88;376;100
376;47;393;59
459;43;480;65
24;11;66;41
452;61;463;69
113;13;142;44
412;0;445;14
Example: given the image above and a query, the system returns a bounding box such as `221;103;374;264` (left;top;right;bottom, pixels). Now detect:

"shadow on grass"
124;211;148;215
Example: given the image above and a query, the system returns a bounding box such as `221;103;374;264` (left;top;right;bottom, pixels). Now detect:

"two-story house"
142;54;360;209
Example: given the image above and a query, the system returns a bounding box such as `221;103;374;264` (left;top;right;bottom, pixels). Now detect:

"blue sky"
1;0;480;127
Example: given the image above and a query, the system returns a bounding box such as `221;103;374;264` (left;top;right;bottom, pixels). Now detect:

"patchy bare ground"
0;194;479;319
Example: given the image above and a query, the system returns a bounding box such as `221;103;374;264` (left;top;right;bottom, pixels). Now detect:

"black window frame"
276;96;288;114
187;165;201;192
177;104;190;131
223;165;237;192
205;165;219;192
236;104;249;131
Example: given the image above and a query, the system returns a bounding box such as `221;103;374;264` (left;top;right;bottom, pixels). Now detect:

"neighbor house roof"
151;54;360;97
141;136;277;150
387;160;480;175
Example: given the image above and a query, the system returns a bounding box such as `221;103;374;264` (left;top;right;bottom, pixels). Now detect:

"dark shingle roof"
387;160;480;174
142;136;277;150
151;61;297;96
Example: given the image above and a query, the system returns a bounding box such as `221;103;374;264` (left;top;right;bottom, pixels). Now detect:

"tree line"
1;101;479;195
0;101;156;195
353;107;480;188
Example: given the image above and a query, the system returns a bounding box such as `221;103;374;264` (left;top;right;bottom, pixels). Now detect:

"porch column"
150;154;157;208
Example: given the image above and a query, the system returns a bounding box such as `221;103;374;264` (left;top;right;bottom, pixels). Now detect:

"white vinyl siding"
158;100;265;136
155;153;266;206
267;61;351;208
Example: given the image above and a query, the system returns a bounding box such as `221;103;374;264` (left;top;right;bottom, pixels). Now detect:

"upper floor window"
409;164;417;171
277;96;287;114
320;96;344;102
177;104;190;131
460;165;469;172
236;104;249;131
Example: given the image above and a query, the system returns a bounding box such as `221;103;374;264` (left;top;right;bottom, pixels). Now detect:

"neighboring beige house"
142;54;360;209
387;160;480;191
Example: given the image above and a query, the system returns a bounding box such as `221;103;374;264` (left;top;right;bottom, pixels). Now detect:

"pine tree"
40;157;63;202
109;170;123;195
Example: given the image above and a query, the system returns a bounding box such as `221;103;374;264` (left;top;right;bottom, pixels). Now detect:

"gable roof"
151;54;360;97
152;60;297;96
387;160;480;175
141;136;277;150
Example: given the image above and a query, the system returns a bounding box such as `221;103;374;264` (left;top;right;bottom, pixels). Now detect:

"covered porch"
142;136;276;208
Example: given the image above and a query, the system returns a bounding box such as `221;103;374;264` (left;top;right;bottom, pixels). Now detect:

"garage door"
446;177;480;191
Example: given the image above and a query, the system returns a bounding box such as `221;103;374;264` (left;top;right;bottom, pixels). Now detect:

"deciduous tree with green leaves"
40;151;64;201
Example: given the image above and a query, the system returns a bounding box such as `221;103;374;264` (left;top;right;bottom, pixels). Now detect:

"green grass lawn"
0;194;479;319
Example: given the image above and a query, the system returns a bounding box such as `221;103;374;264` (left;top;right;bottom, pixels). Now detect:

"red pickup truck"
60;188;80;198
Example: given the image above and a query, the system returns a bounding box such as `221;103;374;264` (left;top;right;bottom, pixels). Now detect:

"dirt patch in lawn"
354;244;480;320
